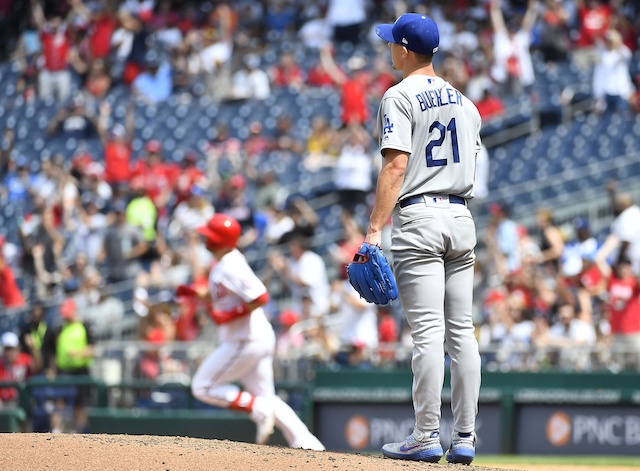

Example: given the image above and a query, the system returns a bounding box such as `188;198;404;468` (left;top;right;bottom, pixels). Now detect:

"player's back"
209;249;274;342
379;75;481;200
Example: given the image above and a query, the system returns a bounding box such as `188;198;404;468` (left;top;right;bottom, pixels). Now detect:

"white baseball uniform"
378;75;482;436
190;248;324;450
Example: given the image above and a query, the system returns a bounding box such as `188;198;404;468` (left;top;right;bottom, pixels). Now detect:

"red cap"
145;140;162;153
60;298;77;318
197;214;242;250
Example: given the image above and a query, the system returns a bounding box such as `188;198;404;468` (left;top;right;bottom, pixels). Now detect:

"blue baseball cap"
376;13;440;56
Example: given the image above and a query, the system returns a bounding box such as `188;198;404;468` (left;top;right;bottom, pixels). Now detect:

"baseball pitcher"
364;13;482;464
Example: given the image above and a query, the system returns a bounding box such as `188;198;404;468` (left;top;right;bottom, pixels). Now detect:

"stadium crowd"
1;0;640;430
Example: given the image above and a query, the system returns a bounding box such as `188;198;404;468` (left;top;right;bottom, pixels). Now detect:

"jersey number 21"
426;118;460;167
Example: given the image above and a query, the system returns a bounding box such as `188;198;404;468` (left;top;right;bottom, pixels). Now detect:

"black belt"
399;194;466;208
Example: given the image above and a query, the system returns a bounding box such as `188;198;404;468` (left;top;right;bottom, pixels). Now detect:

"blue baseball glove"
347;243;398;305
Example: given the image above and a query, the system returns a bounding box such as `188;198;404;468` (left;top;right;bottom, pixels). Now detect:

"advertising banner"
516;405;640;455
315;402;502;453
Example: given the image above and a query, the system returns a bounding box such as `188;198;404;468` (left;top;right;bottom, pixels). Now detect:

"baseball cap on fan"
375;13;440;56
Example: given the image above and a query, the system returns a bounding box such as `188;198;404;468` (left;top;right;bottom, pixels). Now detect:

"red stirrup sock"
228;391;256;413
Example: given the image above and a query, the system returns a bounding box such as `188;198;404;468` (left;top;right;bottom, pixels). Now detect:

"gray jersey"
377;75;481;200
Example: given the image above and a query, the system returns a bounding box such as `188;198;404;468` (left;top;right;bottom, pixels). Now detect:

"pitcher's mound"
1;433;520;470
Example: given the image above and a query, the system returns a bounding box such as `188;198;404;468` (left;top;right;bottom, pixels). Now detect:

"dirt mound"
2;433;521;471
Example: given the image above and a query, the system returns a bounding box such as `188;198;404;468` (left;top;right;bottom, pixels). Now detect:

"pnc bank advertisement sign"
516;406;640;455
315;402;502;453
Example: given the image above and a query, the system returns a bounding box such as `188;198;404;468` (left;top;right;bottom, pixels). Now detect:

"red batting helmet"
196;214;241;249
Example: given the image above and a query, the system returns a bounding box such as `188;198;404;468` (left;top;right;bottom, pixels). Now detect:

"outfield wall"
2;369;640;455
312;369;640;455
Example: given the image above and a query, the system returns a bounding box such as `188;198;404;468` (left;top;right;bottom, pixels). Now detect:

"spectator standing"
119;9;149;86
75;195;108;268
326;0;367;44
465;56;495;104
600;184;640;276
170;185;215;233
0;332;34;409
536;208;565;272
278;197;319;245
264;1;297;36
132;50;172;105
262;202;295;246
99;199;147;284
83;58;112;101
306;57;337;88
97;101;135;189
269;51;305;91
27;206;66;299
592;29;635;114
216;174;259;249
31;0;73;102
272;115;305;160
82;0;118;60
2;159;35;204
368;55;398;101
268;234;331;319
534;302;597;370
231;54;271;101
330;278;379;365
489;0;538;96
573;0;613;71
42;298;96;433
562;218;600;279
110;8;136;82
303;116;339;171
126;183;159;270
173;151;207;206
14;17;42;102
487;203;522;279
449;17;480;61
297;6;332;50
275;309;304;359
538;0;572;64
31;158;59;202
252;169;287;214
329;211;366;280
19;302;48;363
130;140;177;213
595;255;640;370
320;45;370;126
561;218;601;321
243;122;273;165
0;249;25;308
333;123;374;215
198;18;234;101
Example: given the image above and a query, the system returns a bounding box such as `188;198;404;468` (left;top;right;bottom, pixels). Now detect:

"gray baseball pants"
391;195;481;436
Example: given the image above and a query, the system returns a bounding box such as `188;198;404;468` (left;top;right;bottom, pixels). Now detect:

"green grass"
474;455;640;467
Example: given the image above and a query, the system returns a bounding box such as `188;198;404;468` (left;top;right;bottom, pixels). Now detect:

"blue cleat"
445;431;476;465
